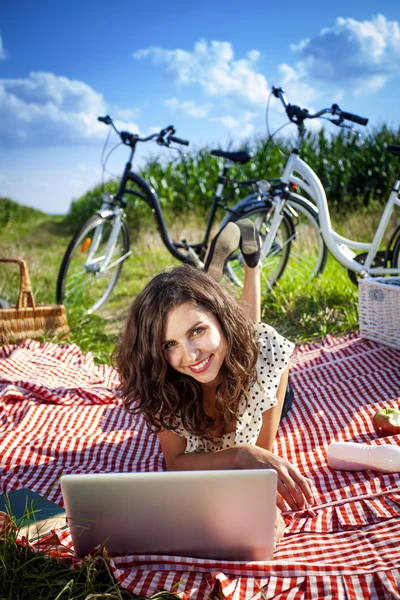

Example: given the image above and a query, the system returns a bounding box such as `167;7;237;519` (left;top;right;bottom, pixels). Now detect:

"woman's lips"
188;354;213;374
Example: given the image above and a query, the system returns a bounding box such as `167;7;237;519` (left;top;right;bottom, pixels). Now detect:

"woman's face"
162;302;228;388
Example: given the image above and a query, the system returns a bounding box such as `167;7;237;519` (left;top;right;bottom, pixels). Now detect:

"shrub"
0;197;45;227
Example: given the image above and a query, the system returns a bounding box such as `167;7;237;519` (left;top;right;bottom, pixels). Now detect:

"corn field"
56;124;399;232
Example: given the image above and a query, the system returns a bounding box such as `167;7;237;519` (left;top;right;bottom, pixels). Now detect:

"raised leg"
237;219;262;322
204;219;262;322
241;261;261;322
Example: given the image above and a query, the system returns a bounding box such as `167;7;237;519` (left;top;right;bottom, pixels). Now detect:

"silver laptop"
60;470;277;561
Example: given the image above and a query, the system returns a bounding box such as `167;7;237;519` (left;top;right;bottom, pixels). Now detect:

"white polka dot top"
174;323;295;454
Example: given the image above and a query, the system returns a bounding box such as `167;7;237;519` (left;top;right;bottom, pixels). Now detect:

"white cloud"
277;63;321;107
134;39;269;107
165;97;212;118
0;33;6;60
0;72;140;147
211;111;256;138
289;14;400;95
112;106;141;121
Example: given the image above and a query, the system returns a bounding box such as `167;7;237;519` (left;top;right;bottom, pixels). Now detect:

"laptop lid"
60;469;277;561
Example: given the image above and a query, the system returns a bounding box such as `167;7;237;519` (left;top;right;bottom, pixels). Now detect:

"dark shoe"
236;218;261;268
204;222;241;281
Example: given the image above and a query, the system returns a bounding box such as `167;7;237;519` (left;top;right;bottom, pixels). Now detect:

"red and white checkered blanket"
1;334;400;599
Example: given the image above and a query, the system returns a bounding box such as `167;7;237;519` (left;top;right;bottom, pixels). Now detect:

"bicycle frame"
280;151;400;275
89;207;131;274
97;156;263;269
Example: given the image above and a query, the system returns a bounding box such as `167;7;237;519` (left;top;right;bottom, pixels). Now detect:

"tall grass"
0;525;136;599
64;124;400;232
1;202;398;363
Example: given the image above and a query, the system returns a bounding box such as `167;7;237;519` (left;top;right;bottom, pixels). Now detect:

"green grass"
1;526;136;600
261;255;359;343
1;207;394;363
0;521;190;600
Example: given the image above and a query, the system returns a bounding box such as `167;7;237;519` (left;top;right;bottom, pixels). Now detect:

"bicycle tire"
57;214;130;314
225;193;327;289
392;231;400;269
285;193;328;278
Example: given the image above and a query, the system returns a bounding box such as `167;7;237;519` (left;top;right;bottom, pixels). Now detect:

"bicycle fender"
96;208;115;219
288;191;320;215
219;194;273;229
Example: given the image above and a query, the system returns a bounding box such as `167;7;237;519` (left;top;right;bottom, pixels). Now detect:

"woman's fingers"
272;460;315;511
274;508;286;543
290;469;315;505
246;446;316;511
277;478;303;511
276;495;287;512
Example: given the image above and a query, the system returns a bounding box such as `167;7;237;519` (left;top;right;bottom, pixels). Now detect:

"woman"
116;221;314;520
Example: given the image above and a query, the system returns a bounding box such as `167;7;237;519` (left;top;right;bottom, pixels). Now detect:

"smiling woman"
117;264;260;440
115;223;314;519
162;304;228;384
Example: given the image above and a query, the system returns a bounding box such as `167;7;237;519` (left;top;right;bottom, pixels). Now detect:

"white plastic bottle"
327;442;400;473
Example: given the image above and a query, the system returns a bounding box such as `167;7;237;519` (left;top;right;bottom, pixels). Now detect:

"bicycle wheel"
284;194;328;279
392;232;400;269
57;214;130;314
226;194;327;289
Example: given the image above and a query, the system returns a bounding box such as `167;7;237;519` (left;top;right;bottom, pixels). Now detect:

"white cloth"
173;323;295;454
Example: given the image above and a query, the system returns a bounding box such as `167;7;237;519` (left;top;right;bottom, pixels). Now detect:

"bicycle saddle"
387;145;400;157
211;150;252;164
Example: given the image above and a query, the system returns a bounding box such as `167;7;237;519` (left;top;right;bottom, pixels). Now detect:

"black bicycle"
57;116;325;313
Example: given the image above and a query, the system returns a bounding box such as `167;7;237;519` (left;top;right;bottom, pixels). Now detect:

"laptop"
60;469;277;561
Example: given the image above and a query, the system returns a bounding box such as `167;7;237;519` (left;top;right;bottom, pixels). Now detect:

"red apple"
373;407;400;437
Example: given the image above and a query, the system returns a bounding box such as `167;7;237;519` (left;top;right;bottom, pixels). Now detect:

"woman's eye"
164;341;176;350
192;327;205;337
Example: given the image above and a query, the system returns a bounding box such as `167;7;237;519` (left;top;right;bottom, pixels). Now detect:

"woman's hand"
264;451;314;511
275;507;285;543
234;444;315;511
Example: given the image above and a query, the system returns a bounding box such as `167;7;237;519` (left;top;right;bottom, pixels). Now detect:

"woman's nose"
182;341;199;364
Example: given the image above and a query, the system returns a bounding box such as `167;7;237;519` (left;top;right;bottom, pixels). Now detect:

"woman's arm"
158;429;314;510
158;429;241;470
254;365;315;511
240;263;261;322
256;365;289;452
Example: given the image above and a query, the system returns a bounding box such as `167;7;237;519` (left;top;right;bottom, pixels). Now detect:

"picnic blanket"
1;333;400;600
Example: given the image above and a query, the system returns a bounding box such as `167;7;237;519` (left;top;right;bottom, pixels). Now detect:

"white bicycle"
225;87;400;288
57;118;326;313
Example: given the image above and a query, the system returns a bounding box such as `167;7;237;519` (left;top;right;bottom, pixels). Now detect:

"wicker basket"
0;258;69;344
358;277;400;349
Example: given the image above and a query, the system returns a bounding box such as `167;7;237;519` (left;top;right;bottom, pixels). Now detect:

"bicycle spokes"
60;216;130;313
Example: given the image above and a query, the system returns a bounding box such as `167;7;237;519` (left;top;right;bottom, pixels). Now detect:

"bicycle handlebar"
169;135;189;146
271;86;368;128
331;105;368;126
98;115;112;125
97;116;190;147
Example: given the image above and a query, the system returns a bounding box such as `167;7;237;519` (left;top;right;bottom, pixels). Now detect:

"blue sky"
0;0;399;214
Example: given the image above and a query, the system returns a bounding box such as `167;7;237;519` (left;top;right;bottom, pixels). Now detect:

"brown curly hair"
115;265;260;437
